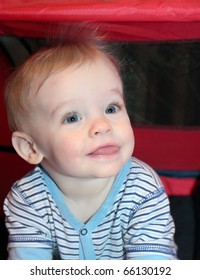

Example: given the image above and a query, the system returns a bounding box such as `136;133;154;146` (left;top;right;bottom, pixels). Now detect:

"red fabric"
1;0;200;22
133;126;200;171
1;1;200;41
0;48;12;146
160;176;199;196
1;21;200;42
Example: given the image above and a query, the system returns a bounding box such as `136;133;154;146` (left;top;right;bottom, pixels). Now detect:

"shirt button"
80;228;88;236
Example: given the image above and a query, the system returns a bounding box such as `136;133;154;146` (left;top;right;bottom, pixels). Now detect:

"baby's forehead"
40;54;119;84
34;56;123;106
35;54;114;88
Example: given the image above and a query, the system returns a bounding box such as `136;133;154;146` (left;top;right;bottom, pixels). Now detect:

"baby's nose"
89;118;112;137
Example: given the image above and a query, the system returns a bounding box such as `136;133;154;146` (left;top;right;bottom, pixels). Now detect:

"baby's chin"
89;158;130;179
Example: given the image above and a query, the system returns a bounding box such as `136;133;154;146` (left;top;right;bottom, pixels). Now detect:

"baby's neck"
55;175;116;223
60;176;115;201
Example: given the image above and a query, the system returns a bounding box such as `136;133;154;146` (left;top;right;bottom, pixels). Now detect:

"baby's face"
29;56;134;180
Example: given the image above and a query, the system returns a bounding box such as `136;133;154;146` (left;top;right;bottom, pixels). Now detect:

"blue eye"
63;114;81;124
105;105;118;114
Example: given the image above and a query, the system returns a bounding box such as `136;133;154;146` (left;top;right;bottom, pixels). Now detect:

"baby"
4;29;177;260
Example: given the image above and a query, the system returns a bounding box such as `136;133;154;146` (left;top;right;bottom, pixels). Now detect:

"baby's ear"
12;131;43;165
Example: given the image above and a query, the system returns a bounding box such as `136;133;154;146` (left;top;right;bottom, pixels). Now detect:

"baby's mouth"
88;145;120;156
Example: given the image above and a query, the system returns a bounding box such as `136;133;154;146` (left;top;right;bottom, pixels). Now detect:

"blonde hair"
4;28;120;132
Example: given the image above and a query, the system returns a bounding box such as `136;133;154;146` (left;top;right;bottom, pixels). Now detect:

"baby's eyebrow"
51;99;78;116
108;88;125;101
109;87;123;95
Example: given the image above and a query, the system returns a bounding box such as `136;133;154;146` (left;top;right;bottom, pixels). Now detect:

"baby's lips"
89;145;119;156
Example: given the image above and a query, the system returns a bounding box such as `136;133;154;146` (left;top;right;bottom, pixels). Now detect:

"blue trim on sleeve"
8;247;52;260
131;254;173;260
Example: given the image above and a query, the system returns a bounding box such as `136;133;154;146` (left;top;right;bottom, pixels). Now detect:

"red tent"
1;0;200;41
0;0;200;259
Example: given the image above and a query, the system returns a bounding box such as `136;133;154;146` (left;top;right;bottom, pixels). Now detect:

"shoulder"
5;166;49;207
11;165;45;191
122;158;171;220
125;157;165;197
130;156;160;174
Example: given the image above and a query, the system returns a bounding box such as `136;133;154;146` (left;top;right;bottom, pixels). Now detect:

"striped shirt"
4;157;177;260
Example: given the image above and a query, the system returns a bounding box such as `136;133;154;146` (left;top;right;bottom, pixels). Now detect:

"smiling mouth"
88;145;120;157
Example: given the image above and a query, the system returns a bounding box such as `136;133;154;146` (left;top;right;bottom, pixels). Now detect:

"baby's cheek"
125;125;135;153
61;140;82;160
